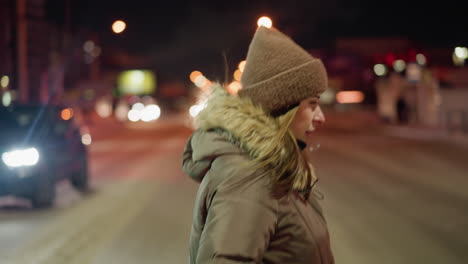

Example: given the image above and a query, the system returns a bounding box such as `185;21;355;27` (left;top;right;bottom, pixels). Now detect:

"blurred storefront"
324;37;468;134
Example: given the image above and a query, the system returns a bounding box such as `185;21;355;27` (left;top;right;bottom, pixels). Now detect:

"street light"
257;16;273;28
112;20;126;34
454;47;468;59
453;47;467;66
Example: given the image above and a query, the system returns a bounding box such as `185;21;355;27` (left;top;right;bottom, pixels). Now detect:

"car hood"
0;128;42;151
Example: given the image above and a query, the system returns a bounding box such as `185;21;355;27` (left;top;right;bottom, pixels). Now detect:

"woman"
183;26;334;264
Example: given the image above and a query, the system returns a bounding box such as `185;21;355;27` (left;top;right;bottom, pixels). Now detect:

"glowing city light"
336;91;365;104
81;134;92;145
83;41;95;53
373;64;388;76
233;69;242;82
95;99;113;118
393;60;406;72
416;54;427;65
1;75;9;88
2;91;12;107
190;71;203;83
60;108;74;121
112;20;126;34
257;16;273;28
127;109;141;122
454;47;468;59
227;81;242;95
194;75;207;88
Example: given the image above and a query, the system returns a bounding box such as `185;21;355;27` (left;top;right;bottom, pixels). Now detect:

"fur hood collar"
182;84;292;184
183;84;317;196
195;84;287;161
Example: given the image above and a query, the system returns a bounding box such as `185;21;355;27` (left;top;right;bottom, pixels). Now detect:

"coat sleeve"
194;187;278;264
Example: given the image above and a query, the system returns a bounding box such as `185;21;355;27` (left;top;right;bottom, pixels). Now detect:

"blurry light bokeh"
406;63;422;82
227;81;242;95
201;80;213;91
61;108;74;121
189;99;208;118
112;20;126;34
393;60;406;72
416;54;427;65
233;69;242;82
2;91;12;107
453;47;467;66
117;70;156;95
81;134;92;146
454;47;468;59
1;75;9;88
373;64;388;76
83;40;95;53
453;54;465;66
238;61;246;72
336;91;364;104
190;71;202;83
127;109;141;122
130;71;144;84
194;75;207;88
189;105;202;118
141;104;161;122
131;102;145;111
257;16;273;28
95;99;113;118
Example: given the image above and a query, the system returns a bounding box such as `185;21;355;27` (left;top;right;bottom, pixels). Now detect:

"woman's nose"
313;106;325;126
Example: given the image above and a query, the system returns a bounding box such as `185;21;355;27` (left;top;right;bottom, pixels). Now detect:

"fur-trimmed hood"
196;84;287;159
182;84;297;184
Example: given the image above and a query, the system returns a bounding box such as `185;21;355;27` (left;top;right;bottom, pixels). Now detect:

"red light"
385;53;395;66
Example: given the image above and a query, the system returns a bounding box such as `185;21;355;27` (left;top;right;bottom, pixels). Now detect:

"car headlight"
1;147;40;167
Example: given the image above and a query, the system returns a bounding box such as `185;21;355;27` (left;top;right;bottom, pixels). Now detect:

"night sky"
58;0;467;81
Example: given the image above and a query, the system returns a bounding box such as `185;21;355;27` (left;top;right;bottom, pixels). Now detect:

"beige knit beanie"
238;26;328;116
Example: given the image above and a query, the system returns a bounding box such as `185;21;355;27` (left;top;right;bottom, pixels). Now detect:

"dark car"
0;104;89;208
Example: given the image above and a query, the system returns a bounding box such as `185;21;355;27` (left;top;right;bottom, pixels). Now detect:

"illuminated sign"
117;70;156;95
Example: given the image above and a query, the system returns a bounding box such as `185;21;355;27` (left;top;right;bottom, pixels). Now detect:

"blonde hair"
195;84;315;195
249;107;315;193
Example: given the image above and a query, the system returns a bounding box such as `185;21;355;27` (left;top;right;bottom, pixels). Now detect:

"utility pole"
16;0;28;103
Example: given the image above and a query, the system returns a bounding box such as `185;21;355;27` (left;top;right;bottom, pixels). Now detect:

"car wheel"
31;176;56;208
71;154;89;192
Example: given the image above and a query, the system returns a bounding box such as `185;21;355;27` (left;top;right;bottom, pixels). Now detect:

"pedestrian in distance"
182;26;334;264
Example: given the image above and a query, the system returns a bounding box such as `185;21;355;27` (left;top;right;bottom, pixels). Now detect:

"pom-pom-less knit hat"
238;26;328;117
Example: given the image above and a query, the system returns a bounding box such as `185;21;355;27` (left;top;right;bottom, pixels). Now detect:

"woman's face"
289;96;325;143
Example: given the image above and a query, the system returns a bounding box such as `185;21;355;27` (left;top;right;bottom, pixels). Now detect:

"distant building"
0;0;69;104
0;0;15;90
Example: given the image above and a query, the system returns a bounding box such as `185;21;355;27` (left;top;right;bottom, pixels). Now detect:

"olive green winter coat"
182;85;334;264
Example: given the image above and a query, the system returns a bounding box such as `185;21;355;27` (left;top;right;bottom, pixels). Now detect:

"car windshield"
0;105;51;129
